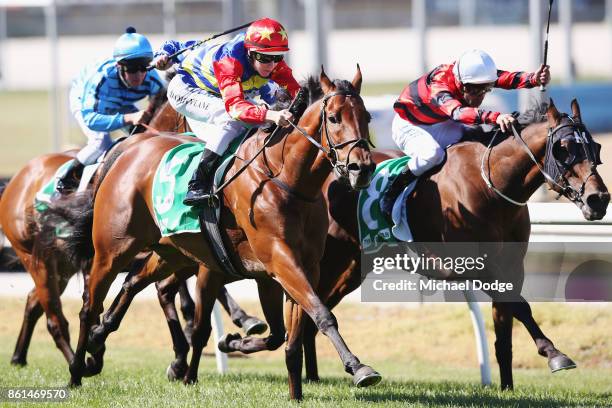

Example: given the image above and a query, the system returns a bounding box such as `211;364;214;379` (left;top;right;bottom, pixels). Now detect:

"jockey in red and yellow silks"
154;18;300;206
380;49;551;218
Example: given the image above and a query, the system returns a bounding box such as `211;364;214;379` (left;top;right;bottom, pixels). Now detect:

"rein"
214;89;373;202
480;117;599;206
287;90;374;178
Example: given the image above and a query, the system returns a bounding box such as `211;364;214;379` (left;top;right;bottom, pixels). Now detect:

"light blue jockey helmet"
112;26;153;63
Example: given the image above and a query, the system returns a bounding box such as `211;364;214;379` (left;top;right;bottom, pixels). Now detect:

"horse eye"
328;114;339;124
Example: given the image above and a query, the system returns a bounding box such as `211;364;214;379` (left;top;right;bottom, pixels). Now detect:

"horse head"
545;99;609;220
315;65;375;189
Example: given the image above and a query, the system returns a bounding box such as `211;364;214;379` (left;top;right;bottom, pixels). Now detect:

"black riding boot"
56;160;85;194
379;166;417;218
183;148;221;206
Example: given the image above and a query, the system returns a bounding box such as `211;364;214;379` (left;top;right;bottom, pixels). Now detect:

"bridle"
286;90;374;179
480;114;601;206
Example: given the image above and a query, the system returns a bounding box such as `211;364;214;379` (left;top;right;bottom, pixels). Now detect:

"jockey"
380;49;551;216
57;27;163;194
153;17;300;206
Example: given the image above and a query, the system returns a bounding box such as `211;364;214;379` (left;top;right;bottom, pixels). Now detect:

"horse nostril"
586;192;609;212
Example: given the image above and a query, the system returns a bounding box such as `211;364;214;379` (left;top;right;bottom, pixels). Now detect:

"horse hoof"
242;317;268;336
549;354;577;373
217;332;242;353
305;376;321;383
83;356;103;377
353;365;382;388
10;357;27;367
166;362;187;381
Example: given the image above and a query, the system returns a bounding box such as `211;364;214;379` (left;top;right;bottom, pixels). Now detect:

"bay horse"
0;93;263;369
300;99;609;390
61;68;380;400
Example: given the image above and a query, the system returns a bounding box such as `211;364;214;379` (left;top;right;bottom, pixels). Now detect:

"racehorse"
0;92;264;370
300;99;609;390
57;68;380;400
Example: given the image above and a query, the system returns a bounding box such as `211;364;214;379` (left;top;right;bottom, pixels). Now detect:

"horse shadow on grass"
218;372;606;407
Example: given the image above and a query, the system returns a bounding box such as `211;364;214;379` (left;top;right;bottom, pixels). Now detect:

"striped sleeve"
495;69;537;89
80;74;125;132
155;40;200;64
213;56;268;124
432;91;500;125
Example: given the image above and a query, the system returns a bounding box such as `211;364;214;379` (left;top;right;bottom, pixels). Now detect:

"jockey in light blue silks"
56;27;164;194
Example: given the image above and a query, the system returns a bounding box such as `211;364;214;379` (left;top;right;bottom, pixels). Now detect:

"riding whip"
147;20;255;71
540;0;554;92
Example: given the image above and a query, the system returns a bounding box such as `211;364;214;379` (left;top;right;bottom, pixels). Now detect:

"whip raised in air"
540;0;554;92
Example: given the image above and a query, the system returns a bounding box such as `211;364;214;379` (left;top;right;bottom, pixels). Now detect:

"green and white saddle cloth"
357;156;417;253
152;137;243;237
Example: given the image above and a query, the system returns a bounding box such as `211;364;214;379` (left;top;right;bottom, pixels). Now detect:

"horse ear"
571;98;582;123
547;98;562;126
351;64;362;94
320;65;334;94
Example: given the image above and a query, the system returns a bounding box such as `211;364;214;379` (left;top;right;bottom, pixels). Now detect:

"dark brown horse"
300;99;609;390
0;94;263;370
61;68;380;400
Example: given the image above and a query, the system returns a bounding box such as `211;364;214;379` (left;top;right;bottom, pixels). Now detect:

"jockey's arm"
431;89;501;126
495;64;550;89
153;39;200;69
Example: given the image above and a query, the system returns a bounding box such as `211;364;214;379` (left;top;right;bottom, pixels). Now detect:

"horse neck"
270;100;332;199
149;102;184;132
488;121;549;204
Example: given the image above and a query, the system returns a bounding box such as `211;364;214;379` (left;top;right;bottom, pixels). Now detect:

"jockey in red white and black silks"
379;49;551;217
154;17;300;206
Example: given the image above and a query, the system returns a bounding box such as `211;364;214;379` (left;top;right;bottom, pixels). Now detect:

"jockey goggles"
464;83;494;97
251;52;284;64
119;57;151;73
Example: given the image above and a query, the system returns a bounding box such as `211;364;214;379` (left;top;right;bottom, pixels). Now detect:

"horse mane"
260;76;358;134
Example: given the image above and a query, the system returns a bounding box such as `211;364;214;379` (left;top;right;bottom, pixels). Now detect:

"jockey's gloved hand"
124;110;149;126
496;113;516;133
153;54;172;71
266;109;294;127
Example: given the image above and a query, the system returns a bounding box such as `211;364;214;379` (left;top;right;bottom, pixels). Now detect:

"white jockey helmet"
453;49;498;85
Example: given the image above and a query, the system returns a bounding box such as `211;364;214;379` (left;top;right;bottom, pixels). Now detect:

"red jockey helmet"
244;18;289;55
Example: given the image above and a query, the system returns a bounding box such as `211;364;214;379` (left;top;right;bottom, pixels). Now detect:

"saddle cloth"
357;156;418;253
152;136;244;237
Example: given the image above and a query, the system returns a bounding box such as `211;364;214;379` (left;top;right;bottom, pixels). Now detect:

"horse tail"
33;190;94;273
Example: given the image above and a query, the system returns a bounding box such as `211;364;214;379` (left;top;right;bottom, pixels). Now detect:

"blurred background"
1;0;612;180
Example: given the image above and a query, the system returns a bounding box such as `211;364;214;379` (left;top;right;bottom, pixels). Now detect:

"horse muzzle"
346;161;376;190
580;191;610;221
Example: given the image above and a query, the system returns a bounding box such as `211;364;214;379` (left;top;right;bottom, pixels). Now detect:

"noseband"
287;90;374;178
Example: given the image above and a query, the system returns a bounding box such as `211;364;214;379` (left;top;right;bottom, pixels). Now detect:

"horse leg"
217;278;285;354
217;286;268;336
69;246;140;387
87;253;180;355
268;246;380;398
305;258;362;382
11;288;43;366
177;279;195;345
156;268;196;381
183;266;224;385
284;297;305;400
492;301;514;390
512;297;576;373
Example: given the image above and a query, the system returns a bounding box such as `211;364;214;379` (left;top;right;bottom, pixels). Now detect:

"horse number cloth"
357;156;418;252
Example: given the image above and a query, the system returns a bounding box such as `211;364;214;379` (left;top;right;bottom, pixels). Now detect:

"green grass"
0;298;610;406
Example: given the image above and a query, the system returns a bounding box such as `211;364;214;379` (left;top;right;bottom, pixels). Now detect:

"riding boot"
379;166;417;218
56;160;85;195
183;148;221;206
